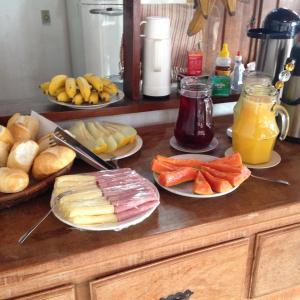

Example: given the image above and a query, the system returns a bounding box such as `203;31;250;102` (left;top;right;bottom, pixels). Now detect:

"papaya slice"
201;162;242;173
203;166;250;187
158;167;198;187
193;171;213;195
211;152;243;168
201;170;232;193
151;159;180;174
156;155;204;169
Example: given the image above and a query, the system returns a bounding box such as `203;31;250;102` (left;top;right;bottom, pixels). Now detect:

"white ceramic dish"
47;90;124;110
98;135;143;161
169;136;218;153
51;178;160;231
153;154;239;198
224;147;281;169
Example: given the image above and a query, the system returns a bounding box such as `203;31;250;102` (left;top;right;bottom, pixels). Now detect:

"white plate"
51;178;160;231
170;136;218;153
47;90;124;110
98;135;143;161
153;154;239;198
224;147;281;169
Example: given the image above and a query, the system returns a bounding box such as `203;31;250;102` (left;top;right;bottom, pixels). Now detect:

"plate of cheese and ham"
152;153;251;198
51;168;160;231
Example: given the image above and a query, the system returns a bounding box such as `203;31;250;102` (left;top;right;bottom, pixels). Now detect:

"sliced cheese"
70;214;117;225
64;205;114;218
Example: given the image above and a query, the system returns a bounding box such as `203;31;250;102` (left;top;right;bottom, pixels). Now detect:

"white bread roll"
32;146;76;180
7;140;39;173
0;167;29;193
7;113;39;142
0;125;14;148
0;141;10;167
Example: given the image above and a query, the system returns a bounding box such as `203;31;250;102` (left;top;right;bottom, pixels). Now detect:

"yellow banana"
48;74;67;96
53;87;65;97
89;91;99;105
76;77;91;102
65;78;77;98
99;77;112;86
187;7;206;36
83;73;95;80
99;91;110;102
85;76;104;92
103;83;118;95
39;81;50;94
72;93;83;105
57;91;70;102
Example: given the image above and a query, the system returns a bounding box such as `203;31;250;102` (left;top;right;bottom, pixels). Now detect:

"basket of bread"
0;113;76;209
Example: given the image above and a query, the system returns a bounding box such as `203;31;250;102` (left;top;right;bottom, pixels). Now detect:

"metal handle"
272;103;290;141
89;8;123;16
160;289;194;300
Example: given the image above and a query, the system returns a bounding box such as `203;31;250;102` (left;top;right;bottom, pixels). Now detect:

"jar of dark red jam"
174;77;214;149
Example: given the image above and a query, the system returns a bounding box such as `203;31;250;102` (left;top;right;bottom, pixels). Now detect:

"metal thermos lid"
248;8;300;39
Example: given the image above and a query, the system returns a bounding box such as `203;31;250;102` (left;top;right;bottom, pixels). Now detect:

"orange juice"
232;85;287;164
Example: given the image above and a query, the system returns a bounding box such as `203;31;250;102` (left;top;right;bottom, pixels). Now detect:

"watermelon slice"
193;171;213;195
201;171;233;193
158;167;198;187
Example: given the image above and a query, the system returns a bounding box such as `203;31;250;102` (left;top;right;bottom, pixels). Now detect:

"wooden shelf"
0;93;239;124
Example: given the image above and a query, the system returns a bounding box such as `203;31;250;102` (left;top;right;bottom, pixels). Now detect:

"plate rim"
153;153;239;198
47;90;124;110
169;136;219;153
51;176;160;231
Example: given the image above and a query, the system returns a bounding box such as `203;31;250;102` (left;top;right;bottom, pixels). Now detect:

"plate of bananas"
40;74;124;110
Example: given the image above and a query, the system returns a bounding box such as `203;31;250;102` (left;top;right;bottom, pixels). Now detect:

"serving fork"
18;191;73;244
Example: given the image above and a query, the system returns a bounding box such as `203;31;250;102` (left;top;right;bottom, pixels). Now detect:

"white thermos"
141;17;171;97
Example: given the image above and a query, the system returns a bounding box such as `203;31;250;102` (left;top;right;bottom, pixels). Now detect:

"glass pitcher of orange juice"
232;84;289;164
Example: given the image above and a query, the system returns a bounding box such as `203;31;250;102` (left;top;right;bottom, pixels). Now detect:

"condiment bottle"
231;51;245;94
215;43;231;76
187;49;203;76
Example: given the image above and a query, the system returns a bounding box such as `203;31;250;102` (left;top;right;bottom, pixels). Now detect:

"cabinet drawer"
251;224;300;298
16;285;75;300
90;238;249;300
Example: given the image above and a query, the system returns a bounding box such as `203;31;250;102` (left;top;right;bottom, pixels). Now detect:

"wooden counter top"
1;115;300;299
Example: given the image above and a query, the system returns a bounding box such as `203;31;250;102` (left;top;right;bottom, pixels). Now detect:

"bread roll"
7;113;39;142
0;167;29;193
32;146;76;180
0;141;10;167
7;140;39;173
0;125;14;148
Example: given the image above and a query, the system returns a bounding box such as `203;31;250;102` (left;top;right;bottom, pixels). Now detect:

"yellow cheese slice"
70;214;117;225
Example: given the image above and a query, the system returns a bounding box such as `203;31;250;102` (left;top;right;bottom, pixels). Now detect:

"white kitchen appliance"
142;17;171;97
66;0;123;79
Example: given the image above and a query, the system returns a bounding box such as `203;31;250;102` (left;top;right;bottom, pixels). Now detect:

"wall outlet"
41;10;51;25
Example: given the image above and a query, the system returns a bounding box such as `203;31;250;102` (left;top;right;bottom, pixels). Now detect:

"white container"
142;17;171;97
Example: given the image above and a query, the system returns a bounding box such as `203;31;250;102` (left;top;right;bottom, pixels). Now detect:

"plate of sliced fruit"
40;74;124;110
152;153;251;198
68;121;143;161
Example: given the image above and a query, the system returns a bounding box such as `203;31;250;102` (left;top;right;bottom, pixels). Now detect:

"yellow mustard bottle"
232;84;289;164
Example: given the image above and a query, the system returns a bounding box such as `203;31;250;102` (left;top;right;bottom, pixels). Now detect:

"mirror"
0;0;123;102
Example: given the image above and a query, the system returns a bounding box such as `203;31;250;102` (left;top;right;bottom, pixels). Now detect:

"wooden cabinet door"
250;223;300;298
90;238;249;300
16;285;75;300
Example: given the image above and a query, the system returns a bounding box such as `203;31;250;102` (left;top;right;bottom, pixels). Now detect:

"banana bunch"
68;121;137;155
39;73;119;106
187;0;237;36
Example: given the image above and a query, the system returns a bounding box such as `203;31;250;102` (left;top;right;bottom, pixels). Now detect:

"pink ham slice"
94;168;160;221
117;201;159;221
